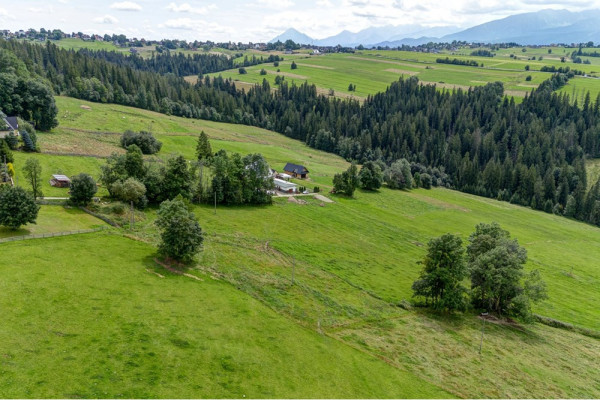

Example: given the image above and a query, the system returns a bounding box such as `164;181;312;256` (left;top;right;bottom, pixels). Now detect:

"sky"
0;0;599;43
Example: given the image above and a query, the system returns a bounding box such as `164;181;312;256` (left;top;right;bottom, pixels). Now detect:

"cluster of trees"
77;49;234;76
333;158;434;195
436;57;480;67
539;65;583;76
120;130;162;154
101;135;273;209
201;150;274;205
412;222;547;319
470;50;495;57
0;48;58;131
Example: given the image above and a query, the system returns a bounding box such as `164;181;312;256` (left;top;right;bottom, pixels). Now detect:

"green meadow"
0;232;449;398
0;205;107;239
3;96;600;397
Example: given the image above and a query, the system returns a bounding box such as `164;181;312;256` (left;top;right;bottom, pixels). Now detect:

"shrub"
120;130;162;154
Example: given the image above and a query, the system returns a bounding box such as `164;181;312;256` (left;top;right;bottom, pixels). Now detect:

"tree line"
5;38;600;228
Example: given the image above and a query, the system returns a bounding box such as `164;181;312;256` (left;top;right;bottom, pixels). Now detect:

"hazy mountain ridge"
270;9;600;47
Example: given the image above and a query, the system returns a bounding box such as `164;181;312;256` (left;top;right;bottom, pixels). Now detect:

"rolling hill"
4;95;598;397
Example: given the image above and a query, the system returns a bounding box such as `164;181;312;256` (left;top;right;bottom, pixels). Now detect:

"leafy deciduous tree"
155;196;204;262
69;173;98;206
23;158;43;199
0;185;39;229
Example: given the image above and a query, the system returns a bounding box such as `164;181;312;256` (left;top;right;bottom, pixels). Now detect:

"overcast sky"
1;0;599;42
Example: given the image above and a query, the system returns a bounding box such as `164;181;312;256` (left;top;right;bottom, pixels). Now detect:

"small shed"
283;163;309;179
274;178;298;193
50;174;71;188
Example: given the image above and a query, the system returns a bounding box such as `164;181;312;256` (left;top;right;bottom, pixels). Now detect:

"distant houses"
283;163;309;179
0;116;18;139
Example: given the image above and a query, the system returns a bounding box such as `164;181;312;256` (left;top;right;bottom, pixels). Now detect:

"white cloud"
94;14;119;24
257;0;295;9
166;2;216;14
28;6;55;14
160;17;201;30
109;1;142;11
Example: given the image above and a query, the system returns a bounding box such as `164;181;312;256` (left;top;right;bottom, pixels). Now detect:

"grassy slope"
38;96;600;331
0;232;449;399
13;152;107;198
8;96;600;397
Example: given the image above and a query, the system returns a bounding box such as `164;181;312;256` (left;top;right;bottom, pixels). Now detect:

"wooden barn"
50;174;71;188
283;163;309;179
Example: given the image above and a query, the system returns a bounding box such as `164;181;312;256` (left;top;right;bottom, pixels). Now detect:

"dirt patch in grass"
504;89;528;97
299;63;335;70
274;71;308;80
419;81;472;91
405;191;470;212
347;56;427;69
384;68;418;76
315;87;365;102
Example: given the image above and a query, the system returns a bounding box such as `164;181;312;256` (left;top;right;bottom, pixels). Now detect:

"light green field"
5;96;600;397
0;205;107;239
36;96;350;188
206;47;599;99
0;232;450;398
12;152;107;198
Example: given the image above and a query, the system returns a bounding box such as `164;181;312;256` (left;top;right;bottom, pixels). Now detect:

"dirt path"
314;194;334;203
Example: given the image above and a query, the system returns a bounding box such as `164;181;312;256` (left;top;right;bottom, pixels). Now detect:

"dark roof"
284;162;309;174
3;117;18;131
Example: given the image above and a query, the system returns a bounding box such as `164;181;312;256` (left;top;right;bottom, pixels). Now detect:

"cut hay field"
5;96;600;398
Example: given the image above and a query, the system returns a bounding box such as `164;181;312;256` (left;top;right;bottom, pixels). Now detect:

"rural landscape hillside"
1;3;600;399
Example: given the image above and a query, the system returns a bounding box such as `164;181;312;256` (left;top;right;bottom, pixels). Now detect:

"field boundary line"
0;226;108;244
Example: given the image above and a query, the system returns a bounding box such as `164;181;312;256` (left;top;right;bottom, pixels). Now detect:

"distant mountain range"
269;9;600;47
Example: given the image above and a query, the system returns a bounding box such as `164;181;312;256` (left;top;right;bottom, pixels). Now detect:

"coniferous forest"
2;38;600;226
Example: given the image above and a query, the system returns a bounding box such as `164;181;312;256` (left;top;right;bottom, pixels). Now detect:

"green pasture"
39;97;349;188
2;95;600;397
12;152;107;198
0;232;449;398
126;184;600;398
0;205;107;239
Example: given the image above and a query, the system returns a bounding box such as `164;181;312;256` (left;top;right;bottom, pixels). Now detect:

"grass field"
37;96;350;188
12;152;107;198
4;96;600;397
205;48;599;99
0;232;450;398
0;205;107;239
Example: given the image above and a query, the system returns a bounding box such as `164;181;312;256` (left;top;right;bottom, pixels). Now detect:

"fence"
0;226;108;244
